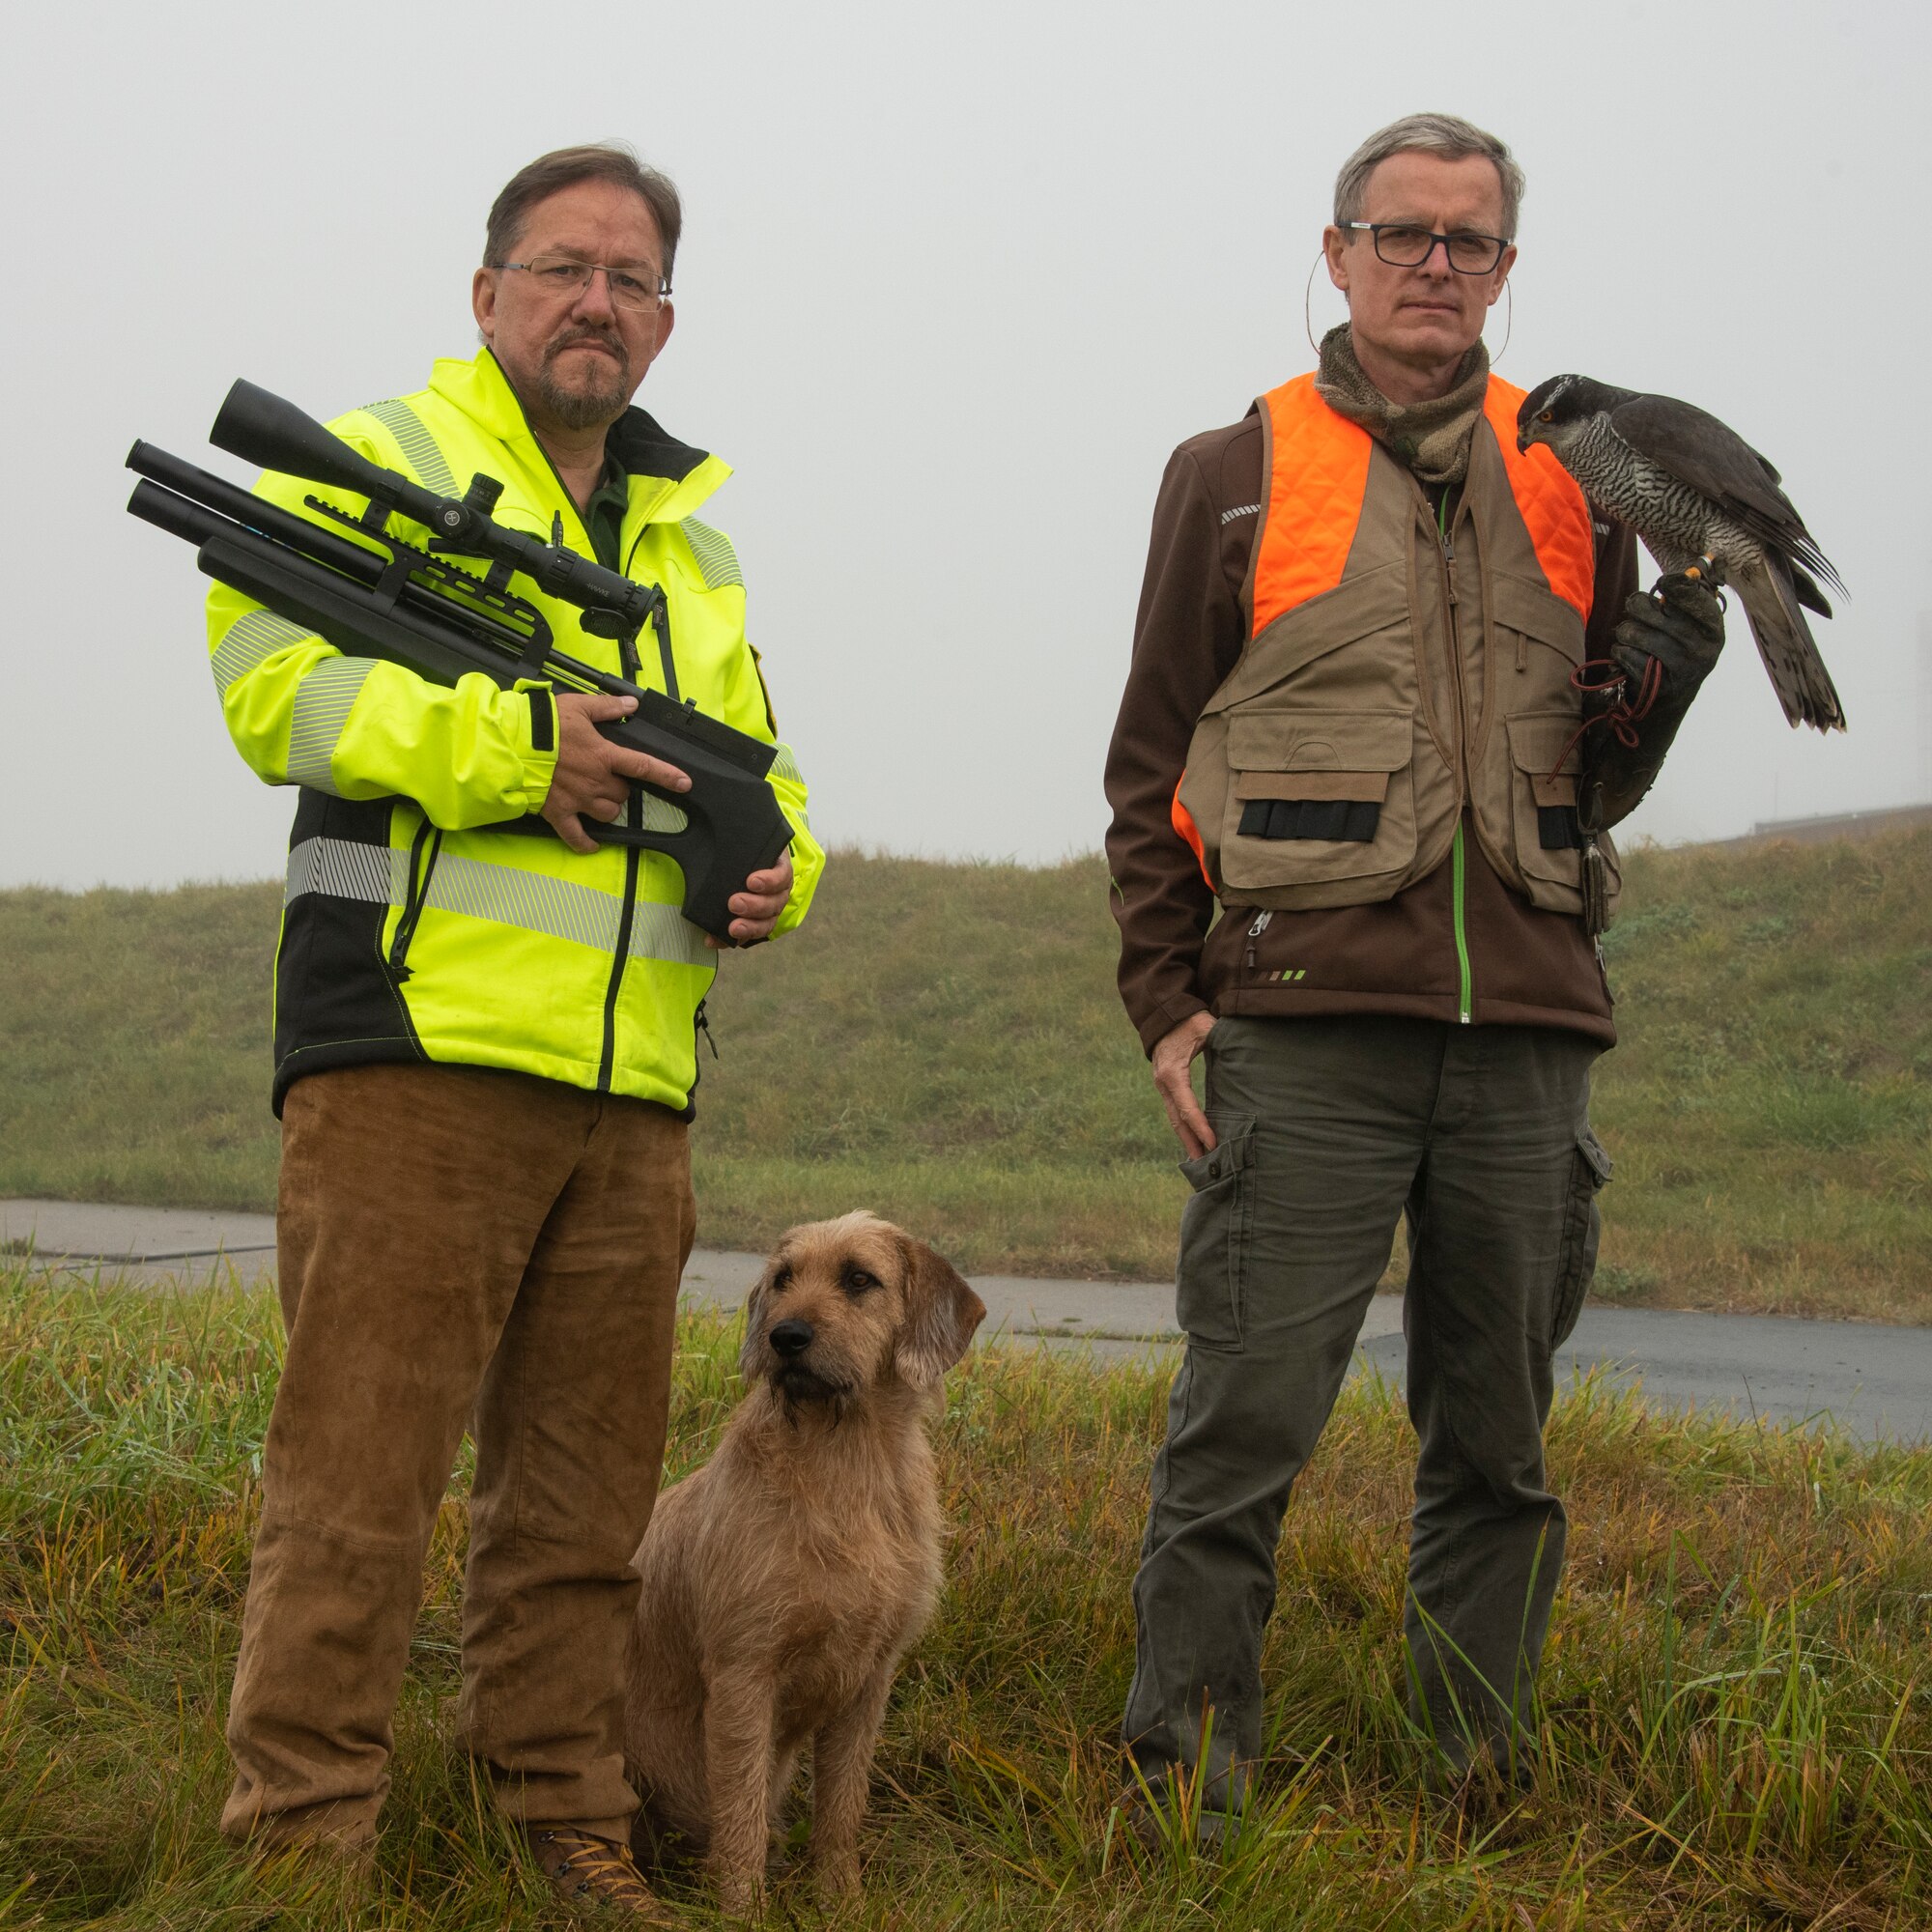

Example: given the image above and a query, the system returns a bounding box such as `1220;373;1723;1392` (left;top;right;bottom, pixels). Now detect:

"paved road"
6;1198;1928;1441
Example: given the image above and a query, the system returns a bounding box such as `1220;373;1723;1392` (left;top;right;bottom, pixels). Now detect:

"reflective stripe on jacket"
208;348;824;1114
1174;371;1617;923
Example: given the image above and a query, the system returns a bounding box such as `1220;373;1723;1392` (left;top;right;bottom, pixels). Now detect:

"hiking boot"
524;1827;669;1921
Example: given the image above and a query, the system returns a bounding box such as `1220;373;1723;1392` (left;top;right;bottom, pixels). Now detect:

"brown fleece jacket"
1103;409;1640;1058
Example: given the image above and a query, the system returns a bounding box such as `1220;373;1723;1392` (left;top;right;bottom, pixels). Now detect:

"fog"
5;0;1926;889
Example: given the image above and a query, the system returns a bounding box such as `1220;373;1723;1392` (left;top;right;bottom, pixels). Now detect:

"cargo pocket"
1550;1129;1612;1348
1175;1115;1258;1351
1219;710;1417;894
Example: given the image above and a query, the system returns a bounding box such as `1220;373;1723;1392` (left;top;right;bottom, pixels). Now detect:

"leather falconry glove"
1584;568;1726;829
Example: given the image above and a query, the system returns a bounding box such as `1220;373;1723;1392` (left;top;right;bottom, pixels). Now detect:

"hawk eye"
1539;411;1554;422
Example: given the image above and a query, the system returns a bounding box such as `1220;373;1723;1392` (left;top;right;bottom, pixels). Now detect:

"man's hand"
706;851;794;950
1611;568;1725;701
541;692;691;856
1151;1010;1218;1158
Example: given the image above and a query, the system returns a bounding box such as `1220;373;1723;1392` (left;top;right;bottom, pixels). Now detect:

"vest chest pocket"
1218;708;1418;893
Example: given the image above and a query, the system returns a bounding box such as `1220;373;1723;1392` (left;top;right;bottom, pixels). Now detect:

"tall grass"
3;830;1928;1317
3;1264;1930;1927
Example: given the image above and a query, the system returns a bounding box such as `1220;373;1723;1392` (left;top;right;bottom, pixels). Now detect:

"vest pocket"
1506;714;1589;895
1218;709;1417;893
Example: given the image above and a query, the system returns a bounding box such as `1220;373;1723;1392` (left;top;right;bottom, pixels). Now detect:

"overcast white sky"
5;0;1928;889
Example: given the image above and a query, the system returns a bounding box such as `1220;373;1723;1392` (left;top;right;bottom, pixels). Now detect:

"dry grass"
4;1264;1930;1928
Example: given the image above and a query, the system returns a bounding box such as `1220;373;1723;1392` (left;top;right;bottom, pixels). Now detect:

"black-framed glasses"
499;256;671;312
1337;222;1511;274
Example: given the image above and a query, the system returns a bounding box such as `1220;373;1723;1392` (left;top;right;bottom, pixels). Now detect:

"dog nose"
768;1319;814;1359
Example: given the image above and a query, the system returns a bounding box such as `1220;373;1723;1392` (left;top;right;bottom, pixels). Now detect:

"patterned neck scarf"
1314;324;1492;487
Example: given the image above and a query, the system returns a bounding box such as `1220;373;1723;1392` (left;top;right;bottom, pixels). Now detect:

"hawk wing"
1608;392;1844;601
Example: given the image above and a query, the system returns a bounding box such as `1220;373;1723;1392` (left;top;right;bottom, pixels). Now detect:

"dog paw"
812;1853;862;1905
715;1871;764;1918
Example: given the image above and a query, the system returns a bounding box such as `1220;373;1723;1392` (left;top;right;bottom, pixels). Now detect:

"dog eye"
771;1265;792;1293
841;1268;878;1294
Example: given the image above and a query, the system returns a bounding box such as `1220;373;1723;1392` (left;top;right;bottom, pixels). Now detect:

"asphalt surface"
6;1197;1929;1441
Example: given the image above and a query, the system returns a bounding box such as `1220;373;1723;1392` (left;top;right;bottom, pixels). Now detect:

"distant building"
1719;802;1932;848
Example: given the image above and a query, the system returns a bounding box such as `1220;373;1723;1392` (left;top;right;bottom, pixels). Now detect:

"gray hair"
1333;113;1524;239
485;142;683;288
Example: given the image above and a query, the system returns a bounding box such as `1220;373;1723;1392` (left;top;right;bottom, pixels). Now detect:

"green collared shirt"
582;457;630;571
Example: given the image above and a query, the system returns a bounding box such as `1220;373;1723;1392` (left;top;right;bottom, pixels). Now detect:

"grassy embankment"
1;829;1927;1321
4;1266;1931;1929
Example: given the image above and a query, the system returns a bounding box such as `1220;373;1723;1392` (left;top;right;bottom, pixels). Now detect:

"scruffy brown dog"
623;1212;985;1911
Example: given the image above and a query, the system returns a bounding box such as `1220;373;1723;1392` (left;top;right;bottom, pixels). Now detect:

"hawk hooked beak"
1516;430;1531;455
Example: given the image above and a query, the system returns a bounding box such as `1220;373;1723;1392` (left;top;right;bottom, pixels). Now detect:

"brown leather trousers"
221;1062;694;1850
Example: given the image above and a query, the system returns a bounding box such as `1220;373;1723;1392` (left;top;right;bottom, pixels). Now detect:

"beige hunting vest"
1173;372;1620;923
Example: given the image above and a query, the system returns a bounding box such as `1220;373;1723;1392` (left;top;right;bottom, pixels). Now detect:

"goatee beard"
534;329;632;431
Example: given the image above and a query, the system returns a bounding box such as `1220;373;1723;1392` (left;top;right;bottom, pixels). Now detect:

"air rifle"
125;381;793;942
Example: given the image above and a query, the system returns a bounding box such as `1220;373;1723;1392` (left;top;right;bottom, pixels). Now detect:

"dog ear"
893;1236;986;1389
738;1256;781;1381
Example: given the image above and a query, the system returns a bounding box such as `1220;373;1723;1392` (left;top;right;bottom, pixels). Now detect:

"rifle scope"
210;380;659;639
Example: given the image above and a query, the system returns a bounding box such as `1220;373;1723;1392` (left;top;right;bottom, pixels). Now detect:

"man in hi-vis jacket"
1104;112;1722;1816
212;144;822;1915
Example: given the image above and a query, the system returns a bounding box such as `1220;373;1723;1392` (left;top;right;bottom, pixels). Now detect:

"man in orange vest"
1103;112;1723;1816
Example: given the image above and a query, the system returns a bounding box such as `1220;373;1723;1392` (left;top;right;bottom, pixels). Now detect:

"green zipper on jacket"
1435;489;1474;1025
1451;819;1473;1024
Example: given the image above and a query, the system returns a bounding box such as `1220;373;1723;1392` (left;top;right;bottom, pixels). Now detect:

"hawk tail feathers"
1733;554;1848;733
1786;559;1833;621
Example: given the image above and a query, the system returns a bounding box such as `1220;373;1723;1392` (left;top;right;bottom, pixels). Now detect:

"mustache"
543;326;629;372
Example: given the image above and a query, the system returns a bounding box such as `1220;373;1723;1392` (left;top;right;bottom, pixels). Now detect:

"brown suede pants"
221;1062;694;1850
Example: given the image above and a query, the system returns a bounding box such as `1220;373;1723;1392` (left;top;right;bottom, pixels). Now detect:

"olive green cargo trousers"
221;1063;695;1851
1124;1015;1607;1794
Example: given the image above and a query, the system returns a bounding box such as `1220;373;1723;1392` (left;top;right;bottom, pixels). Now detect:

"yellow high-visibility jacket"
208;348;823;1115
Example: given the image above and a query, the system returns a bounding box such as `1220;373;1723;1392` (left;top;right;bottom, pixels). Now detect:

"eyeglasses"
1337;222;1511;274
498;256;670;312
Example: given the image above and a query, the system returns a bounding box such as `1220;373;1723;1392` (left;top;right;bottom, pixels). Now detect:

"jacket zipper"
1244;909;1272;971
387;816;443;983
1435;489;1473;1024
597;624;648;1093
598;850;640;1092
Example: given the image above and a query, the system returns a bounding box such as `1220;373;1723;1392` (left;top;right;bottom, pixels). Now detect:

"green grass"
4;1265;1932;1927
3;831;1929;1319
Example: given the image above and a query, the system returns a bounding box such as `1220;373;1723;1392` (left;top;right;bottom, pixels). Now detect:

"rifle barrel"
128;442;388;586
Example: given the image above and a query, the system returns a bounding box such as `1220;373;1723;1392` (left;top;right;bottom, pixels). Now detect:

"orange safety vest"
1173;371;1616;923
